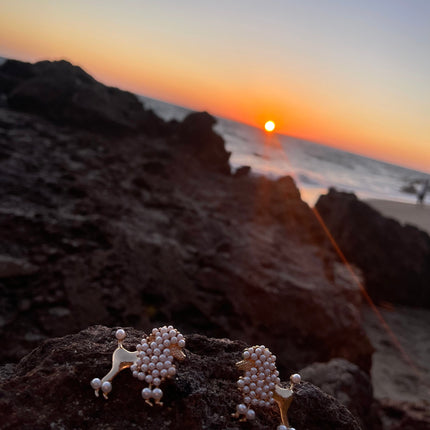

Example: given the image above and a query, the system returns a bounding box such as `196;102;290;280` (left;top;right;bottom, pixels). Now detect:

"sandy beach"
366;199;430;235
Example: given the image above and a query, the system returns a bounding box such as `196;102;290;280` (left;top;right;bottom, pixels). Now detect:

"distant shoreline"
366;198;430;235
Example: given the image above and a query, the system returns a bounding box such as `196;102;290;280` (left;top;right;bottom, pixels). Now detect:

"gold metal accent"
273;385;294;427
95;341;139;399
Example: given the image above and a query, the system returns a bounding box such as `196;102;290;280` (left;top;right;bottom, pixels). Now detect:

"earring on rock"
233;345;301;430
90;325;186;405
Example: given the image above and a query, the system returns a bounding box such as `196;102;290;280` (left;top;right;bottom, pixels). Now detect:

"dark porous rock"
177;111;231;174
300;358;381;430
1;59;168;135
0;326;362;430
315;189;430;307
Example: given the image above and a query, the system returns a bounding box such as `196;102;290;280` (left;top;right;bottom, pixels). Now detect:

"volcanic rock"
0;326;362;430
315;189;430;307
177;111;231;174
0;59;167;135
0;60;372;378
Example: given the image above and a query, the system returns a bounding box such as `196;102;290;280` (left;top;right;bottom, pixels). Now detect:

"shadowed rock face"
1;59;166;135
301;358;382;430
0;326;362;430
315;189;430;308
0;59;372;376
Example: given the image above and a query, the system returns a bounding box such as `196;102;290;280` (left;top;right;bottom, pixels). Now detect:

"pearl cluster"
234;345;301;430
131;325;185;404
90;326;185;404
235;345;280;420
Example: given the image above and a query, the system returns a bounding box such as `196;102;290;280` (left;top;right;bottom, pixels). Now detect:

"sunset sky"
1;0;429;172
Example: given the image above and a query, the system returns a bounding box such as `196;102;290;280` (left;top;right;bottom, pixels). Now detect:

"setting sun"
264;120;275;132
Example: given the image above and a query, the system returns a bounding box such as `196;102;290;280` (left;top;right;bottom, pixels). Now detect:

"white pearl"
90;378;101;389
258;400;266;407
163;348;170;355
130;364;137;372
141;364;148;372
145;374;153;384
163;339;171;347
142;356;150;365
169;329;176;337
151;355;159;363
290;373;301;384
101;381;112;393
170;336;177;344
152;388;163;400
156;362;164;370
162;332;169;340
148;362;156;371
160;327;168;334
243;350;250;359
251;353;257;360
246;409;256;420
153;348;161;356
250;382;256;390
142;387;152;399
251;398;258;405
243;386;250;394
153;377;161;386
132;370;138;378
255;348;262;356
152;369;160;377
167;325;173;330
156;336;163;345
243;396;251;404
277;425;288;430
178;339;186;348
138;372;145;381
115;329;126;340
236;403;247;414
141;343;149;351
160;369;168;378
164;360;172;368
237;379;245;388
243;377;251;385
167;366;176;376
177;333;184;341
150;342;157;349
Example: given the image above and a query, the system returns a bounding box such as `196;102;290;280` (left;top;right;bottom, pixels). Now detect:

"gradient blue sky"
1;0;429;171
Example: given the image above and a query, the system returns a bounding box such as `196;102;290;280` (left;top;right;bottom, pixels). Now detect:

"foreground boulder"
0;326;362;429
315;189;430;307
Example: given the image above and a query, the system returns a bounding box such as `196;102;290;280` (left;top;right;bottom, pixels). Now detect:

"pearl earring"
90;326;186;405
233;345;301;430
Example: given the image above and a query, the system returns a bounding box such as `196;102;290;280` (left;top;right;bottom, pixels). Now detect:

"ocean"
140;95;430;206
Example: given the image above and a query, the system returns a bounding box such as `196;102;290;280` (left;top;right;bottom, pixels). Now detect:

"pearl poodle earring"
90;326;186;405
233;345;301;430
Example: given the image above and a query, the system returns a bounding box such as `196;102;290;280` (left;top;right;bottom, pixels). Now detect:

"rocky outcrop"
0;59;167;135
301;358;381;430
315;189;430;307
0;326;362;429
0;60;372;380
177;111;231;174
